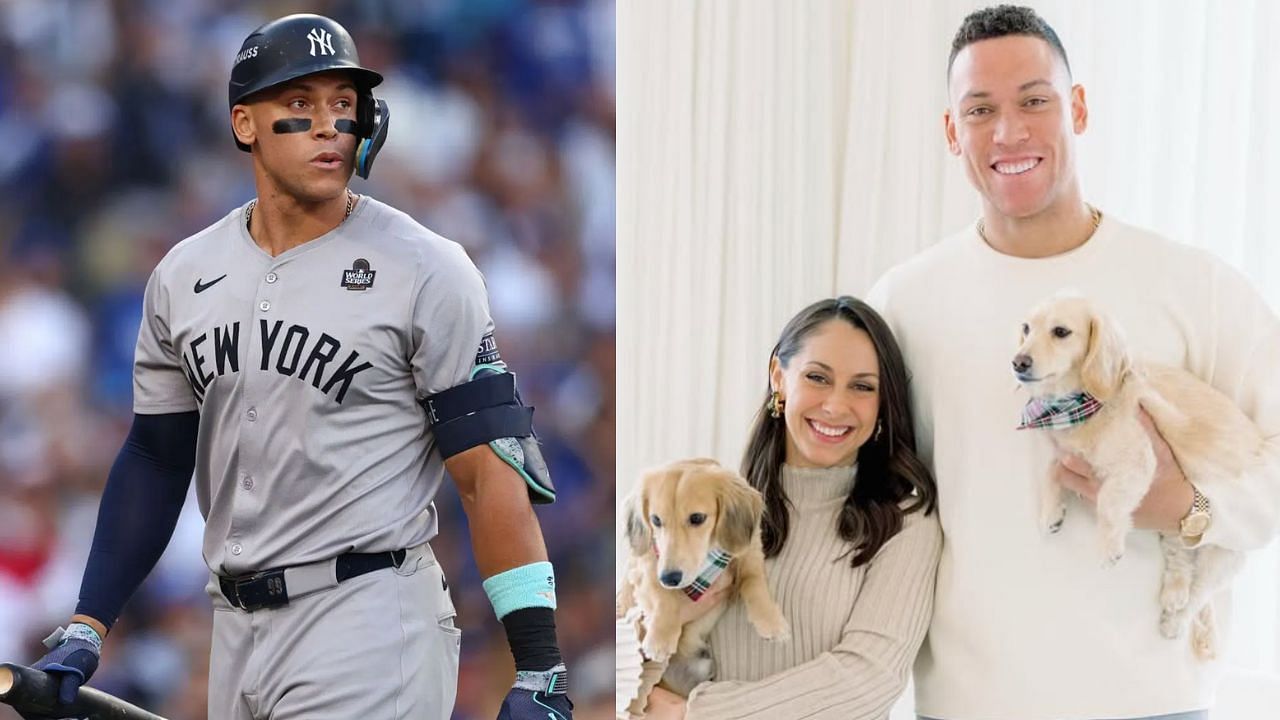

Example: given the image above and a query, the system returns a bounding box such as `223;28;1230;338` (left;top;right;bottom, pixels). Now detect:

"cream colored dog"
1012;294;1262;660
617;458;789;691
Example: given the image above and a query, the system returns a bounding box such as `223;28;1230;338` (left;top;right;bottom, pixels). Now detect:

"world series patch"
475;332;502;365
341;258;376;290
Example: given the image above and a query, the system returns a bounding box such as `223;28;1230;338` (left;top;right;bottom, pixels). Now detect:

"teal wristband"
482;561;556;620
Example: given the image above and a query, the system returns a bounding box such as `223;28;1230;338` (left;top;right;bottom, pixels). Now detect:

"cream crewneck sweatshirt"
867;214;1280;719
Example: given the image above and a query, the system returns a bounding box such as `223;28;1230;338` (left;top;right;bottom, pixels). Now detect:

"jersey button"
231;543;243;556
241;476;254;490
265;272;278;284
259;300;271;312
246;407;258;421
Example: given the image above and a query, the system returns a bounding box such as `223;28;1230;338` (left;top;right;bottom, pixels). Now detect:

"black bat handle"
0;663;168;720
0;662;59;715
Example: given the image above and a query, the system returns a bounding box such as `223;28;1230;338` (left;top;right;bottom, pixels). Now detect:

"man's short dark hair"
948;5;1070;79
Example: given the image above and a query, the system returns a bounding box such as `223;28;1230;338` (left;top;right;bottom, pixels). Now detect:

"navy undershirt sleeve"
75;411;199;631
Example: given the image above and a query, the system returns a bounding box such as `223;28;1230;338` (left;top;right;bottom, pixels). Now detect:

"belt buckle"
232;568;289;611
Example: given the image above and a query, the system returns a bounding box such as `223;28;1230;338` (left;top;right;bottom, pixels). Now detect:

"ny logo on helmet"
308;27;334;57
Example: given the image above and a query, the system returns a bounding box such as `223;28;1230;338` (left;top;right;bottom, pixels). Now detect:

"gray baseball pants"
207;542;460;719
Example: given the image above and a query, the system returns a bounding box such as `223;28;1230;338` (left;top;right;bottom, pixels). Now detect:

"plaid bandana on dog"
1018;391;1103;430
682;548;732;602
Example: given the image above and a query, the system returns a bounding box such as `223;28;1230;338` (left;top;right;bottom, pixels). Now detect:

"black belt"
218;549;407;611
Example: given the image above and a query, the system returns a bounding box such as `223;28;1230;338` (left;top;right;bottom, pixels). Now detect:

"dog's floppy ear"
624;481;652;555
713;470;764;554
1080;308;1130;402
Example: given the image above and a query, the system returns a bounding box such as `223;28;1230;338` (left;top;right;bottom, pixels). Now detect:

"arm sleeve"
409;243;496;398
74;411;199;630
615;607;674;718
684;511;942;720
1196;260;1280;551
864;270;893;317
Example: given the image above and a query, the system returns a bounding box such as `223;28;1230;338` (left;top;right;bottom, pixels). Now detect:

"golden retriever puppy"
617;458;789;690
1011;294;1262;659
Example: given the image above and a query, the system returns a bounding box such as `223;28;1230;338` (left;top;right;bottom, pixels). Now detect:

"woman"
619;296;941;720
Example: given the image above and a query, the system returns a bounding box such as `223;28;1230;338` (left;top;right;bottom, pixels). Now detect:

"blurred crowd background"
0;0;615;717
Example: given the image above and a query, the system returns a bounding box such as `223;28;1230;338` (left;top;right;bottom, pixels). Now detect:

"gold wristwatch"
1179;484;1212;543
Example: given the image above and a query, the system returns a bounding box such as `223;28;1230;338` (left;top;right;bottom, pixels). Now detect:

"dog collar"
683;547;732;602
651;544;733;601
1018;391;1103;430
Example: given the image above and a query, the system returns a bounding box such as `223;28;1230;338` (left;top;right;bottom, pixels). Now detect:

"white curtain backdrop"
618;0;1280;713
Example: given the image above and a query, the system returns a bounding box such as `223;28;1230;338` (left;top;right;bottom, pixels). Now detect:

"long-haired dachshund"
1013;293;1263;659
617;458;789;693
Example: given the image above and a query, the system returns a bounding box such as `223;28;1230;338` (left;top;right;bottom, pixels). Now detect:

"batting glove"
497;663;573;720
32;623;101;705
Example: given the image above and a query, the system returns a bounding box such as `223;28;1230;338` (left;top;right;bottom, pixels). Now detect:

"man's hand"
645;686;688;720
1054;407;1194;532
497;663;573;720
29;622;102;707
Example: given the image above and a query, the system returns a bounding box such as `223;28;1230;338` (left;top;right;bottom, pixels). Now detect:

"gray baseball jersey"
134;196;494;576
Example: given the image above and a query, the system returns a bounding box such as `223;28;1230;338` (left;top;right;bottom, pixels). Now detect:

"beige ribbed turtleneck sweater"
619;464;942;720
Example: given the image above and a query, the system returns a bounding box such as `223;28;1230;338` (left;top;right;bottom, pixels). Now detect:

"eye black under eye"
650;515;663;528
1052;326;1072;339
689;513;707;526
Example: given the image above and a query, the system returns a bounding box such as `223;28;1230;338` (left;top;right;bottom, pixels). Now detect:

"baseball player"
26;14;572;720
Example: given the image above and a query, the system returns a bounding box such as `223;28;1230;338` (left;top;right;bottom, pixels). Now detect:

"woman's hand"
645;686;688;720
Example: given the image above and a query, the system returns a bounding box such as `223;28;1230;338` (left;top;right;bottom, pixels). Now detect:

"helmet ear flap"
357;89;376;136
355;98;390;179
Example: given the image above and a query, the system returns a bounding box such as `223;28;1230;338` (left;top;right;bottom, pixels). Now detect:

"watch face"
1182;513;1210;536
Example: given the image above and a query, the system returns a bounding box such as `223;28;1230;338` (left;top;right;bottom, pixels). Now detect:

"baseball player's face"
944;35;1088;222
236;71;360;204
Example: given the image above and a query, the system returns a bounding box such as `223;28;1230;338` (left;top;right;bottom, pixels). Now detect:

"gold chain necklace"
977;204;1102;246
245;188;355;228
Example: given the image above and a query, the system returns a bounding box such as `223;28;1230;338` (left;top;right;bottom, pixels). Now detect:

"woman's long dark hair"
740;296;937;568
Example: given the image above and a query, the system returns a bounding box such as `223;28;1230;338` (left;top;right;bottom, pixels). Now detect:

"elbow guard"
424;364;555;504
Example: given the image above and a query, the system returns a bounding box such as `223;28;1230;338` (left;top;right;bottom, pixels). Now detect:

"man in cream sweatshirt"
868;6;1280;720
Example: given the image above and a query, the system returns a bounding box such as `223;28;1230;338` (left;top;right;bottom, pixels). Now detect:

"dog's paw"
1159;577;1191;613
1191;637;1216;661
1100;534;1126;567
1191;613;1217;661
749;609;791;643
641;634;676;663
765;617;791;643
1159;609;1187;639
1041;504;1066;535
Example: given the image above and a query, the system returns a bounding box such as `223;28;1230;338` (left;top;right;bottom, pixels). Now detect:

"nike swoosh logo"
194;275;228;293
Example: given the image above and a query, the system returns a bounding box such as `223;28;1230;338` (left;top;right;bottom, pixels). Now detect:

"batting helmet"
228;14;390;177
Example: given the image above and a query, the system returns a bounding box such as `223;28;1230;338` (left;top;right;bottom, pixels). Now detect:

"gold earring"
768;392;784;419
874;420;883;442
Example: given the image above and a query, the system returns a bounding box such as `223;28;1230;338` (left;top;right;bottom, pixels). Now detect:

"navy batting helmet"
228;14;390;177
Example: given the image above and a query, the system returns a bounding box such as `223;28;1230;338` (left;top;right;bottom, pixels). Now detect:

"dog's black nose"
659;570;683;587
1012;354;1033;373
